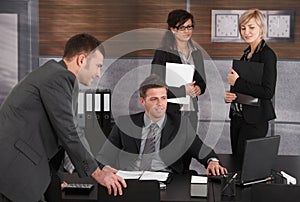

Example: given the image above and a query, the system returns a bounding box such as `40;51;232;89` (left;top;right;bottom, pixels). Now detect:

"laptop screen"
240;136;280;185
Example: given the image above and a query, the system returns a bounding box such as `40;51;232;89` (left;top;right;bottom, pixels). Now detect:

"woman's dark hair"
167;9;194;29
63;33;104;61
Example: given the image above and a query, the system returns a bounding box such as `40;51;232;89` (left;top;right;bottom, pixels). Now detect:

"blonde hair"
239;9;267;39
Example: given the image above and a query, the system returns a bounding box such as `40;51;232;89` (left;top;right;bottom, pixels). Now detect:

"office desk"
218;154;300;182
62;154;300;202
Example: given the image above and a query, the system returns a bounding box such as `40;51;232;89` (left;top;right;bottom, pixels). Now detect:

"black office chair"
98;180;160;202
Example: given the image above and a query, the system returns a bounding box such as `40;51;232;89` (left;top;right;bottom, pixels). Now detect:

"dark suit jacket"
0;60;98;202
97;112;217;174
230;41;277;123
151;43;206;114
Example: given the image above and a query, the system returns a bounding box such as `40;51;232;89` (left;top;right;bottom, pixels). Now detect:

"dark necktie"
64;153;75;173
140;123;158;171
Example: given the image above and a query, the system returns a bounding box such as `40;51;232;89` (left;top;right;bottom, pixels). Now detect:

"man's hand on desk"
102;165;118;173
91;167;127;196
206;160;228;176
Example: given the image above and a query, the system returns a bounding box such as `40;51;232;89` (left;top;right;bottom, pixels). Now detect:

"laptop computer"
235;135;281;186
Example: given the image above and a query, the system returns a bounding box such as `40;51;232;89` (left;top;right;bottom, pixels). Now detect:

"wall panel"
39;0;185;56
40;0;300;59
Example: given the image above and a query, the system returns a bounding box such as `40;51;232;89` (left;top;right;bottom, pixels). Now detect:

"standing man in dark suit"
0;33;126;202
97;74;227;175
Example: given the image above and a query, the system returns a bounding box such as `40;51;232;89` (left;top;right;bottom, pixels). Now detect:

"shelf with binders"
82;89;113;155
84;88;112;136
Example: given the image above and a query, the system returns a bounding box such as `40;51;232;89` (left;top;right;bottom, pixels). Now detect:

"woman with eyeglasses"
151;9;206;132
151;9;208;172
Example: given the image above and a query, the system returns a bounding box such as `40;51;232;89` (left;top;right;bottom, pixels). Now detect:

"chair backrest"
98;180;160;202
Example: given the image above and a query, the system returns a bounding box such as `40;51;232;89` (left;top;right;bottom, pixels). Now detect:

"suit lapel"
130;113;145;153
160;115;178;149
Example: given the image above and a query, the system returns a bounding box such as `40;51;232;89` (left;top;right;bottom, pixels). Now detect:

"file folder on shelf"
84;89;94;129
84;89;99;155
101;89;112;137
95;89;102;128
77;91;85;128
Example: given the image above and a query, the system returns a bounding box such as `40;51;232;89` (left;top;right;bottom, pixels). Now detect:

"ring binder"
101;89;112;137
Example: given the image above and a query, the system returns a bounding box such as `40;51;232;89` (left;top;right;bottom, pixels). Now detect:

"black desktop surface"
62;154;300;202
251;183;300;202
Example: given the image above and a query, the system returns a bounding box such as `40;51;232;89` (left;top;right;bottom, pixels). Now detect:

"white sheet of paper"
139;171;169;182
116;170;143;179
166;62;194;104
191;175;208;184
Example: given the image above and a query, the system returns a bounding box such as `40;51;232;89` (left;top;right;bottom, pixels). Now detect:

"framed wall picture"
266;10;294;42
211;10;245;42
215;14;239;37
211;10;294;43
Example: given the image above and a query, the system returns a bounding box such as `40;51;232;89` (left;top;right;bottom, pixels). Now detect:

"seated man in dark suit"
97;74;227;175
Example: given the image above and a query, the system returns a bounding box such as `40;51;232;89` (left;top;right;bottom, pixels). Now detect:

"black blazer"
230;41;277;124
151;45;206;113
97;112;217;174
0;60;98;202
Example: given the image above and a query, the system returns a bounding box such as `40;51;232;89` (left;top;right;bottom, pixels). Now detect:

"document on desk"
139;171;169;182
116;170;169;182
166;62;194;104
116;170;143;179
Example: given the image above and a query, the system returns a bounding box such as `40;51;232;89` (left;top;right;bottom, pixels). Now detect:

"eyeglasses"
175;25;194;31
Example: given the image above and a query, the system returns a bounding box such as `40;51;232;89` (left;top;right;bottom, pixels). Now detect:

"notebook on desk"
235;135;280;186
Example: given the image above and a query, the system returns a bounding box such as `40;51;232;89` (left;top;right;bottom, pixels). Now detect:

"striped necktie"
140;123;158;171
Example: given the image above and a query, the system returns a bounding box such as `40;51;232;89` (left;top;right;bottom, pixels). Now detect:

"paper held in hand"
166;62;195;104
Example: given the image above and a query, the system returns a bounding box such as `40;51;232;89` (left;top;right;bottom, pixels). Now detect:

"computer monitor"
238;135;280;186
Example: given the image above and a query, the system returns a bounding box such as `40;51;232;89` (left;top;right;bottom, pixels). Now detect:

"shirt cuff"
207;157;219;164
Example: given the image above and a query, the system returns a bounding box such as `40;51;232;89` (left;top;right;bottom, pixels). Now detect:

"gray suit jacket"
0;60;98;202
97;112;217;174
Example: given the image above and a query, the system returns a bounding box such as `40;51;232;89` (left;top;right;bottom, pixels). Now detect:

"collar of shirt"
174;42;196;65
143;113;166;130
242;39;266;61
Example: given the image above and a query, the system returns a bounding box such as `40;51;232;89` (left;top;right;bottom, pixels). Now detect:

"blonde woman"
224;9;277;160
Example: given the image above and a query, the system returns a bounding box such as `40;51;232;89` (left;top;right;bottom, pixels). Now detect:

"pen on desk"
243;176;273;186
221;173;237;192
